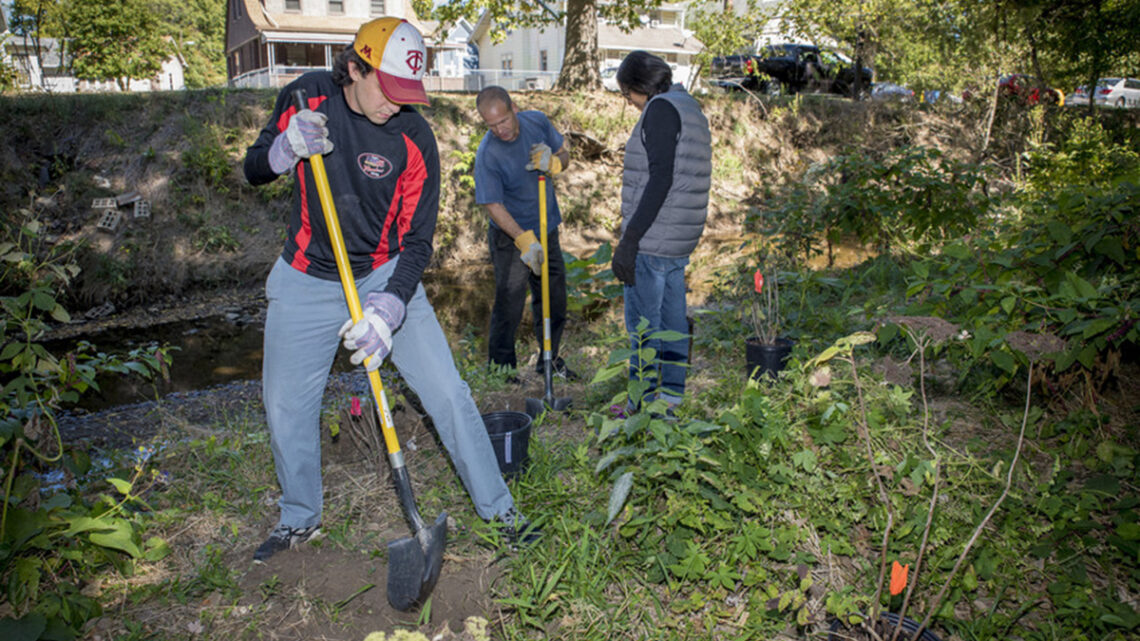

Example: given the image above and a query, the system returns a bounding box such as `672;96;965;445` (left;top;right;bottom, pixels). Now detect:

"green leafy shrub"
905;141;1139;395
1;209;173;639
759;146;990;266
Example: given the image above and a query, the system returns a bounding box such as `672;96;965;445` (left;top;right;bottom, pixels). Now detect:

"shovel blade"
525;397;544;419
386;511;447;611
525;396;572;419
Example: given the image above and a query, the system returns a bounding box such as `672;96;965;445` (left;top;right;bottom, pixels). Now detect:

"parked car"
601;67;620;92
998;74;1063;105
871;82;914;102
711;43;872;97
1066;77;1140;108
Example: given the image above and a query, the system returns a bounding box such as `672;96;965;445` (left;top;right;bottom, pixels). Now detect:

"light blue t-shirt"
474;110;564;232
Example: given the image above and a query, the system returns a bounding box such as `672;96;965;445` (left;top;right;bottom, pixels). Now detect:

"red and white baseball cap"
353;17;429;106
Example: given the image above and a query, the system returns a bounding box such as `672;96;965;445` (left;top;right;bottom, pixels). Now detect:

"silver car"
1067;77;1140;108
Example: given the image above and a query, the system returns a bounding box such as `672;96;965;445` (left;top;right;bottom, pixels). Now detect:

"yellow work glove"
514;229;544;275
525;143;562;175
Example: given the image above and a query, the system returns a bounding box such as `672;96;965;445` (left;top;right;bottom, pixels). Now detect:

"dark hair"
476;85;513;112
616;50;672;97
332;45;372;87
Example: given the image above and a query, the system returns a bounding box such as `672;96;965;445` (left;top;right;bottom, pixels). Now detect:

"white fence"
231;67;562;93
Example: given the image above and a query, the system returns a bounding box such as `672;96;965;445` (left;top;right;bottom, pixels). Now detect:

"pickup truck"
711;43;872;97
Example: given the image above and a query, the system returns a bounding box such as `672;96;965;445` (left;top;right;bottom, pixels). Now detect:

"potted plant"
745;267;794;379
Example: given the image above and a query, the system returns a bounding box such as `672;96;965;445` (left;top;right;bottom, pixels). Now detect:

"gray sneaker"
253;524;322;562
498;508;541;548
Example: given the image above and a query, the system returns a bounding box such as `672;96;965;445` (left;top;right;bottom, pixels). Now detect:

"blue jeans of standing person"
487;226;567;370
623;254;690;407
262;257;516;531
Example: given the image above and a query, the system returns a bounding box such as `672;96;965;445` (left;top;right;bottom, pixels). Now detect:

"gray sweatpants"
262;256;515;529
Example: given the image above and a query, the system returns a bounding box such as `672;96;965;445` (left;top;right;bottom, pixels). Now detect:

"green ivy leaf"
606;472;634;526
1116;522;1140;541
88;519;142;558
1000;296;1016;315
1063;271;1098;300
0;613;47;641
107;478;133;496
991;350;1016;373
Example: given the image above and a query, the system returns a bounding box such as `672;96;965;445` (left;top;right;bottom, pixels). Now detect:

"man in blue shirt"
474;86;576;380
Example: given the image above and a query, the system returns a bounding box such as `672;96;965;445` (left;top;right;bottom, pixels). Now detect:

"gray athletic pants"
262;256;515;529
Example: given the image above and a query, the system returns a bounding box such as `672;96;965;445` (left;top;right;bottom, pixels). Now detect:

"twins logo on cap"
354;17;430;106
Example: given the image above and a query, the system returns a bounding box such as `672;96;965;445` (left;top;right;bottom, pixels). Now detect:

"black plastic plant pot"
482;411;532;479
745;336;794;380
827;612;944;641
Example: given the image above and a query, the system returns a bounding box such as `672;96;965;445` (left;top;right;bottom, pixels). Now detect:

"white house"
1;33;185;93
420;17;477;92
468;2;705;92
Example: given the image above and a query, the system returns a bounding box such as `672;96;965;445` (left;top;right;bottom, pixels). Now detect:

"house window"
231;0;242;19
665;53;678;63
501;53;513;76
274;43;326;67
285;0;300;11
540;50;548;72
329;0;343;13
371;0;386;15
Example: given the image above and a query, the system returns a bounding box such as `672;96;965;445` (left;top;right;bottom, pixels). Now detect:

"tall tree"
431;0;667;91
68;0;169;91
559;0;601;90
152;0;226;88
687;1;775;67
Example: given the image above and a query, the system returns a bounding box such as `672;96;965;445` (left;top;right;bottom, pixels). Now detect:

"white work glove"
525;143;562;175
268;109;334;174
514;229;543;275
337;292;406;371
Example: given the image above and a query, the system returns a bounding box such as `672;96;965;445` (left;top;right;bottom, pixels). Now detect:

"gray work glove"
337;292;406;371
268;109;334;174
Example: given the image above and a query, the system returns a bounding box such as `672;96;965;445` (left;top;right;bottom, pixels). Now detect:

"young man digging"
242;17;537;562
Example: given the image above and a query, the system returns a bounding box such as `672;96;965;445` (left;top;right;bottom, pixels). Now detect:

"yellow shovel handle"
305;144;402;457
539;176;552;355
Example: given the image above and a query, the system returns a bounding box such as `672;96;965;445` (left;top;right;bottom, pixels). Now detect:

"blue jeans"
623;254;690;405
262;257;515;529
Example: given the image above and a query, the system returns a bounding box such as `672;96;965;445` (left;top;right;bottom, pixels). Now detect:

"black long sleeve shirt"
244;71;440;304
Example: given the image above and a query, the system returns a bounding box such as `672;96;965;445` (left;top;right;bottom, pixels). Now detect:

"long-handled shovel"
525;174;572;418
291;91;444;611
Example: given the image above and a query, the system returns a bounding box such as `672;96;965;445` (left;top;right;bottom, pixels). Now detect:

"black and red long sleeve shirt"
243;71;440;305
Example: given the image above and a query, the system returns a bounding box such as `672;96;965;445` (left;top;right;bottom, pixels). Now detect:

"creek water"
58;264;496;413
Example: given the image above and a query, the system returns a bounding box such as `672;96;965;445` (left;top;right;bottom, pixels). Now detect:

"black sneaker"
498;508;541;548
535;357;579;381
253;524;322;562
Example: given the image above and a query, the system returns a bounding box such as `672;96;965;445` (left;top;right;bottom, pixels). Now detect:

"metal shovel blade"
386;511;447;611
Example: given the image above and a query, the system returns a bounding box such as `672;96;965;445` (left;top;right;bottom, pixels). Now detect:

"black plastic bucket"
746;337;795;380
482;411;532;479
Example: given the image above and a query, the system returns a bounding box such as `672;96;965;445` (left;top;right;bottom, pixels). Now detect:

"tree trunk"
1086;0;1104;116
556;0;601;92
